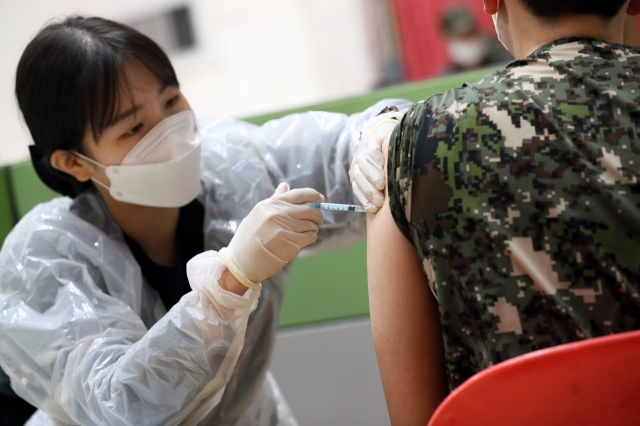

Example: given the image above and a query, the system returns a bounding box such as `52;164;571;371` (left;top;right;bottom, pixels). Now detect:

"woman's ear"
49;150;94;182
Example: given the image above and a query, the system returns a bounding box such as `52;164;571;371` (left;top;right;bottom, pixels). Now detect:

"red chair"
428;329;640;426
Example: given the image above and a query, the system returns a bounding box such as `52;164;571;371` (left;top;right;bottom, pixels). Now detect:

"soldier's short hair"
519;0;627;19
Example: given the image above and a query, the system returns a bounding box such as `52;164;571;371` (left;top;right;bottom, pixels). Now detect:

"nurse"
0;16;408;425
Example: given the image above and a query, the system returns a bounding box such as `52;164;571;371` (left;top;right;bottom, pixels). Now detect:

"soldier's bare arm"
366;135;449;425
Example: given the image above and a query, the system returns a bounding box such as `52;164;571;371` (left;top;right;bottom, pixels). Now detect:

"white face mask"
493;0;507;50
448;37;489;67
75;110;202;208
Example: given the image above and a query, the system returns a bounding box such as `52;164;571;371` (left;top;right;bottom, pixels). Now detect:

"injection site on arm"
365;125;448;425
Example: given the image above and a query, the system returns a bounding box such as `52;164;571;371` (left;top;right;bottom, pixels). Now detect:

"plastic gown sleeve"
0;208;259;426
197;98;412;256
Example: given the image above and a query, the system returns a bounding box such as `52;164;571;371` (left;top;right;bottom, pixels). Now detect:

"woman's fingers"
282;203;324;226
276;187;324;204
352;168;384;208
351;181;378;213
357;150;385;191
274;181;291;195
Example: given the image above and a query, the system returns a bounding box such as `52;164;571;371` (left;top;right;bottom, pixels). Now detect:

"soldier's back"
387;37;640;389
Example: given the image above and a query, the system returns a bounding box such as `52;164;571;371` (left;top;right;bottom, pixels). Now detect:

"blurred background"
1;0;639;167
1;0;398;167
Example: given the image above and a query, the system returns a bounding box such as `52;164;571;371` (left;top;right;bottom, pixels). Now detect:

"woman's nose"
146;107;171;130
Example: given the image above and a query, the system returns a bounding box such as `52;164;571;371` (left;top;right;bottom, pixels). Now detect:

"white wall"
0;0;379;167
271;318;390;425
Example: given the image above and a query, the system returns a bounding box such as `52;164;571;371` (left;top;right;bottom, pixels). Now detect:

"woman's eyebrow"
109;105;143;127
158;81;175;95
108;82;175;128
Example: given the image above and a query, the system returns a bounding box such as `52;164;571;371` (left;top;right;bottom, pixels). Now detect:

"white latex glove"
219;182;324;289
349;110;403;213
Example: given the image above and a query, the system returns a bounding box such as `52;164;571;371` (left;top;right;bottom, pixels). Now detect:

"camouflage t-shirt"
388;38;640;390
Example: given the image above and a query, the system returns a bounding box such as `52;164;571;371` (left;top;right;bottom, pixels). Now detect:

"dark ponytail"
16;16;179;197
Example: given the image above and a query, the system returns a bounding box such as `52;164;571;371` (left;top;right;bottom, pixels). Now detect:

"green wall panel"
245;66;497;126
8;161;59;219
278;241;368;328
0;168;16;248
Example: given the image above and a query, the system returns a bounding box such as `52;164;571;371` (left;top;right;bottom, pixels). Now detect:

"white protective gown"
0;99;411;426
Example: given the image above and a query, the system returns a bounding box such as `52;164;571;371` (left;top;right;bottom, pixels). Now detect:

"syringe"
307;202;367;213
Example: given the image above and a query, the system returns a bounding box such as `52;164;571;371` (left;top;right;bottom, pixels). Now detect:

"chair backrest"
428;329;640;426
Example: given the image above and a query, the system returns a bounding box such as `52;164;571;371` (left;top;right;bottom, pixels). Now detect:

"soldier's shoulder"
424;68;512;118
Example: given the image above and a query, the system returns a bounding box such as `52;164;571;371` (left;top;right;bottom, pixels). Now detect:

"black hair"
16;16;179;197
519;0;627;19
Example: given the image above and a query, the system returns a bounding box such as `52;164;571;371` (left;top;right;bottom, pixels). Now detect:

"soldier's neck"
509;14;627;59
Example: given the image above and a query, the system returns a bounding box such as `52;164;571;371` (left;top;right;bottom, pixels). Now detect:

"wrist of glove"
349;108;404;213
220;182;324;289
218;247;260;290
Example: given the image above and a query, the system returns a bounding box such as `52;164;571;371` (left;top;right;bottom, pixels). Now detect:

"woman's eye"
166;95;179;108
125;123;143;136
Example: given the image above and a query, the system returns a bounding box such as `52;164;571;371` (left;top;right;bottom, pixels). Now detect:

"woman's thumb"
274;182;290;195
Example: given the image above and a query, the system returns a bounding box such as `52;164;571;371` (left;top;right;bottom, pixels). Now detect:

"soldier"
350;0;640;424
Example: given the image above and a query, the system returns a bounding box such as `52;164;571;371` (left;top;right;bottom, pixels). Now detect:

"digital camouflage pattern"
388;38;640;389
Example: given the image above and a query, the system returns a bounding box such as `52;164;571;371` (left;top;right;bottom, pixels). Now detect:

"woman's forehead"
113;60;167;112
121;60;163;95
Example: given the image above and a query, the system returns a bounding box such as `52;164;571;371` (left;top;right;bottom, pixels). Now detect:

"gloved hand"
219;182;324;289
349;109;403;213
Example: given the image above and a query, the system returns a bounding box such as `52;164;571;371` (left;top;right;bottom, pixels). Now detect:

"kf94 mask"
75;110;202;208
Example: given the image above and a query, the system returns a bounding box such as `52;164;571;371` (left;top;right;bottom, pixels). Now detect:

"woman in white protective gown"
0;15;408;426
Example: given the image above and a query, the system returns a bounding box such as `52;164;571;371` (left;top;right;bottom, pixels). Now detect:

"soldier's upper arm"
367;129;450;423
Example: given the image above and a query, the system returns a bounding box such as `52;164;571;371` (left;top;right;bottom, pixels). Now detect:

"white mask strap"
493;0;507;51
72;151;110;191
73;151;104;168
